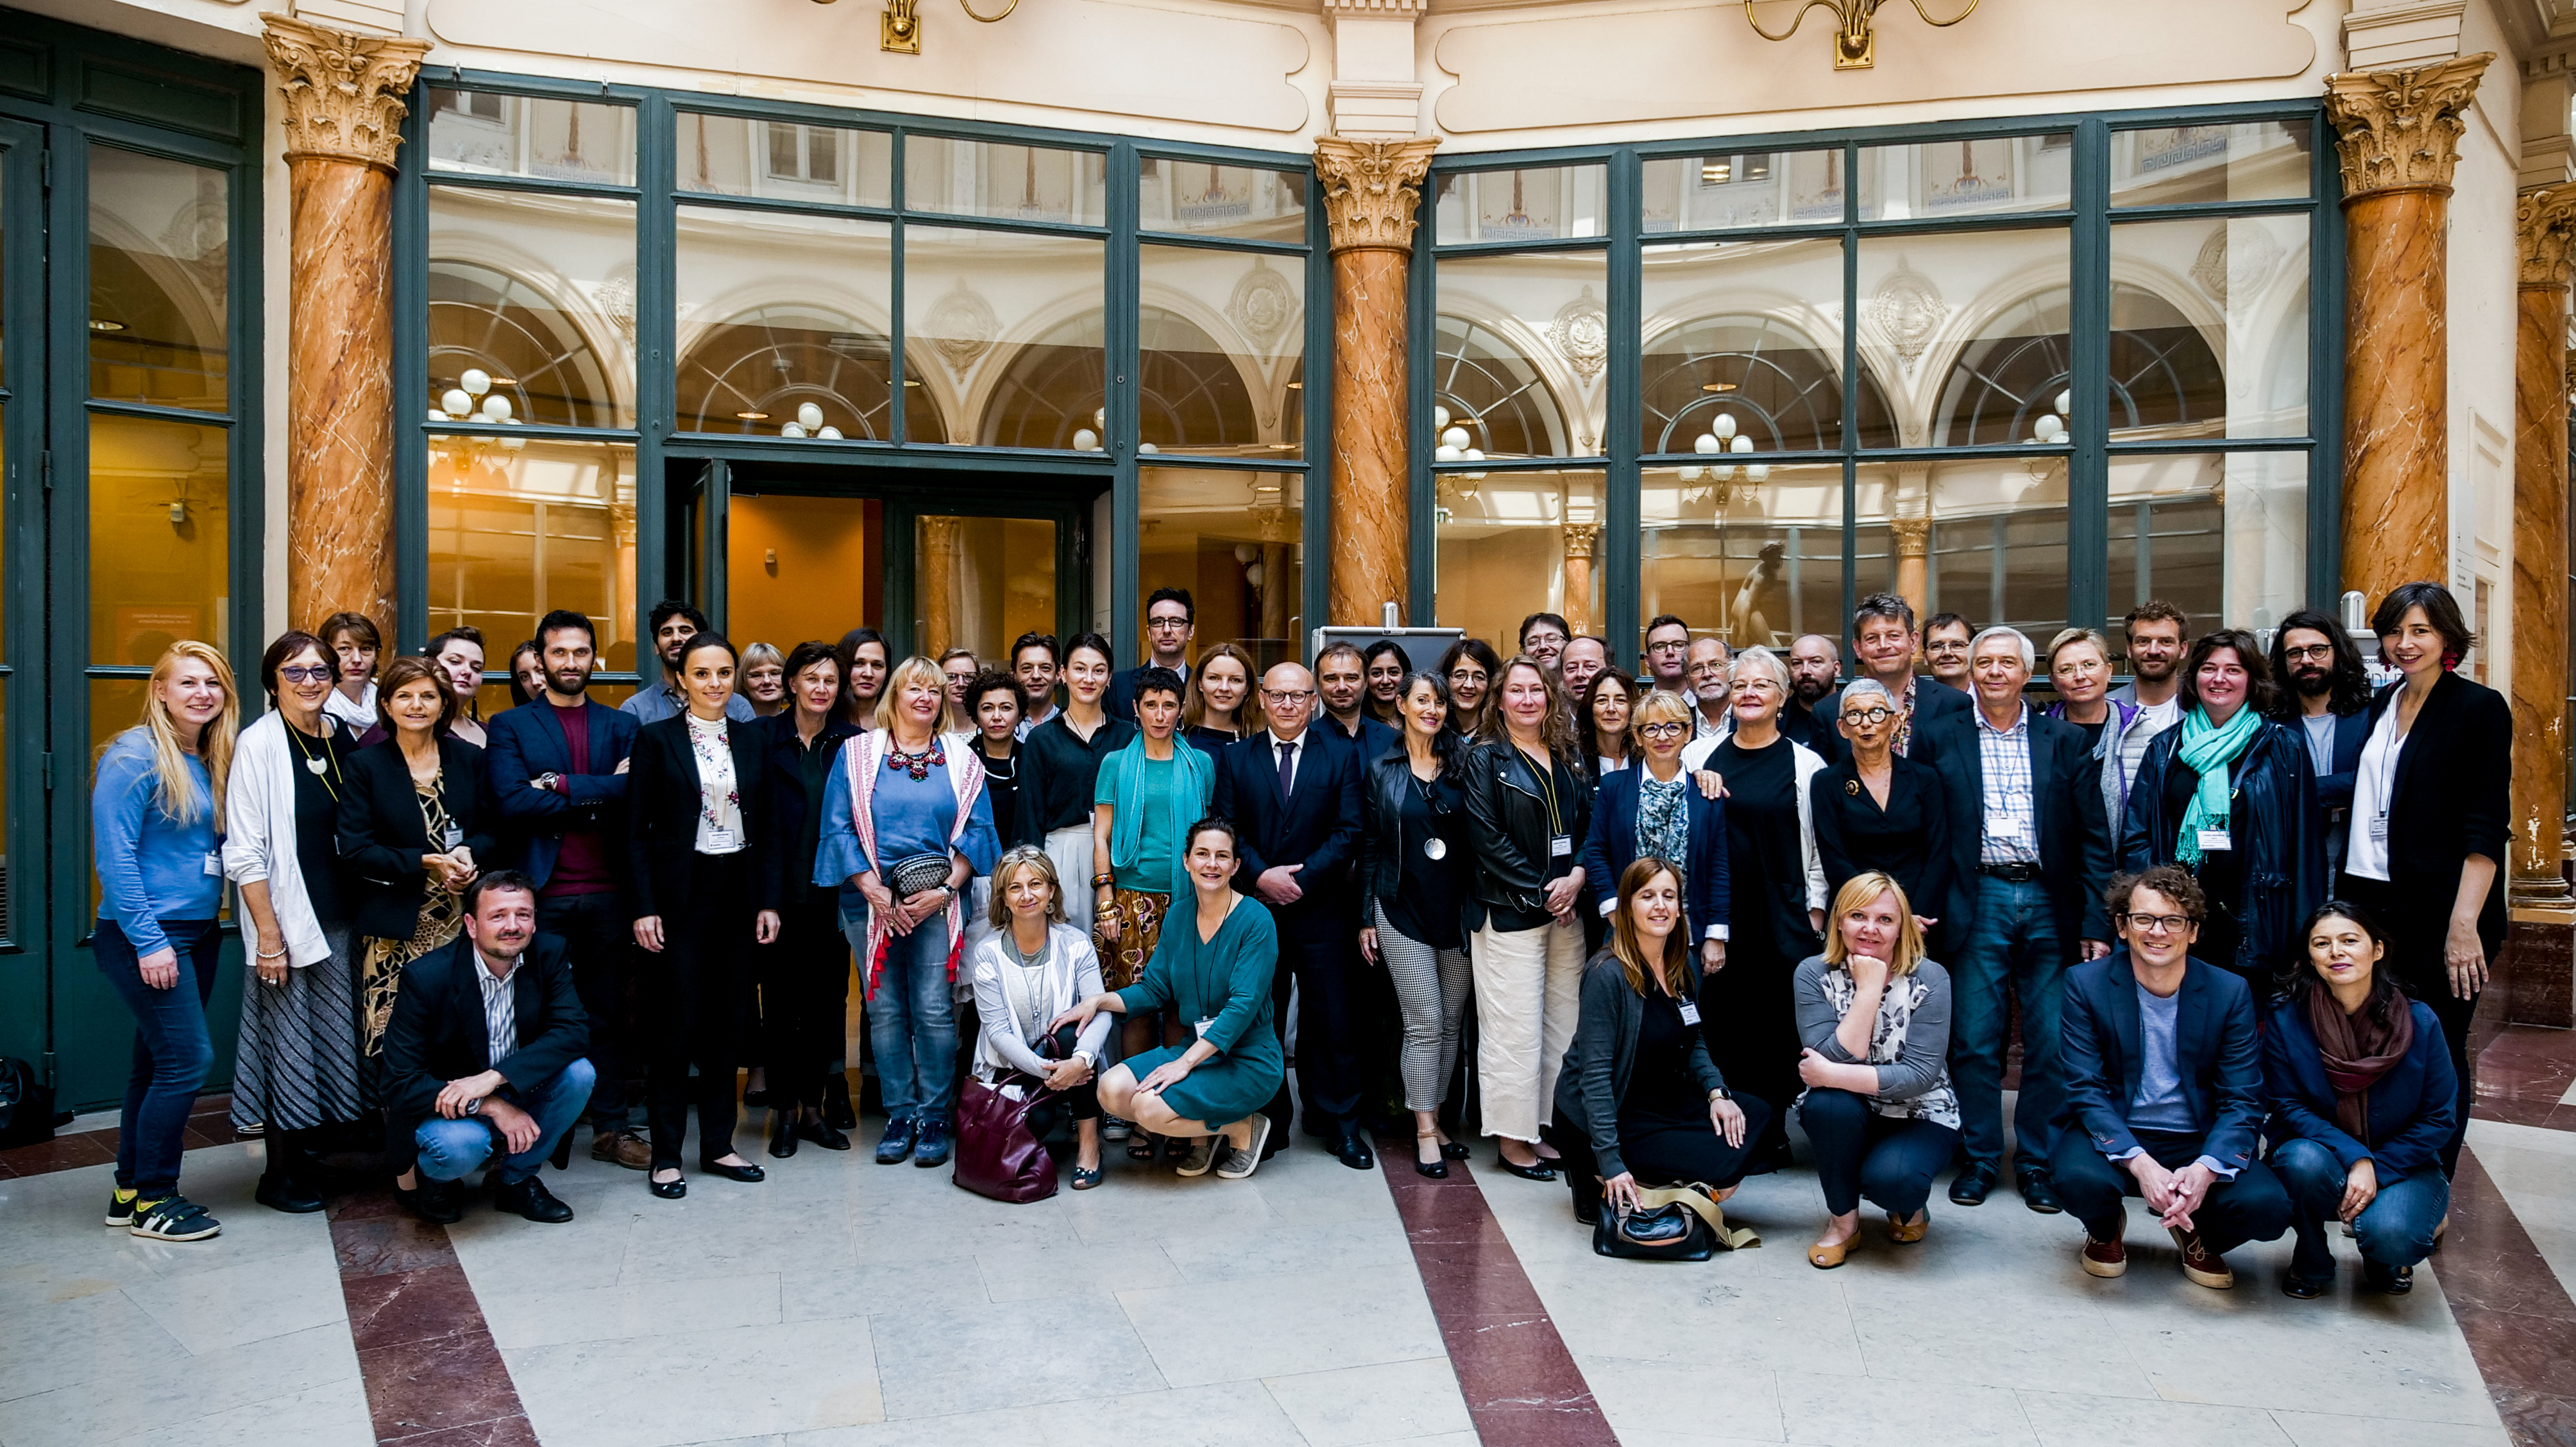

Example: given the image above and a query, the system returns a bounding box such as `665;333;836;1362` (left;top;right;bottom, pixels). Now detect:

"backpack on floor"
0;1056;59;1149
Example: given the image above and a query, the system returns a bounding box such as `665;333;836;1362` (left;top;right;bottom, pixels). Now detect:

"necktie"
1276;738;1296;800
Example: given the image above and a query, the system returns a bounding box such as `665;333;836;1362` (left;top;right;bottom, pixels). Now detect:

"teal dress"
1114;895;1284;1124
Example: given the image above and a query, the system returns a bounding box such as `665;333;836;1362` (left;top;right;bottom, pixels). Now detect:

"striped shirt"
1974;702;2040;865
472;949;518;1072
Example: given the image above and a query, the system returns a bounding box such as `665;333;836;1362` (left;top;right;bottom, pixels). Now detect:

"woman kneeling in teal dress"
1056;817;1283;1179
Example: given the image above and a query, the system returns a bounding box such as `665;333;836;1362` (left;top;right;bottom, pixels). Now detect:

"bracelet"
255;946;289;960
1092;872;1115;887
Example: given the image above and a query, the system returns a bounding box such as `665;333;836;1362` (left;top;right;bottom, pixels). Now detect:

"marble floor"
4;1022;2571;1447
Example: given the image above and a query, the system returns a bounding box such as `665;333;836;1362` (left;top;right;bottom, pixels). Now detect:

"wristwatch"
461;1096;484;1116
1707;1086;1731;1102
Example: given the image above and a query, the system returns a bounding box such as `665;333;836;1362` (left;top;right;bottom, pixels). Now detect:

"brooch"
1845;778;1861;796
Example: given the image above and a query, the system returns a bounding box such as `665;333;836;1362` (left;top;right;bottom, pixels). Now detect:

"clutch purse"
886;851;953;898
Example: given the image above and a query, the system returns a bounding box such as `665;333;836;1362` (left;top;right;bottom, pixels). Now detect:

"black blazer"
754;710;860;895
483;699;638;887
1917;702;2114;952
1809;752;1953;936
2305;707;2372;817
2056;951;2263;1172
1210;726;1365;941
623;713;782;921
2118;720;2326;981
340;736;498;942
2365;671;2511;961
380;933;589;1173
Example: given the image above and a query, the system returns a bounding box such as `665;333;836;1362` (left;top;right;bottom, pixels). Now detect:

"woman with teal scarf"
1091;666;1215;1160
2117;629;2326;995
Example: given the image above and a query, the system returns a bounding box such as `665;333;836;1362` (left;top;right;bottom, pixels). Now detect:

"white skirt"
1046;822;1097;937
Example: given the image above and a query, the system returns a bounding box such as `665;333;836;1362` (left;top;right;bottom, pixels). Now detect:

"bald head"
1788;634;1841;704
1264;661;1317;734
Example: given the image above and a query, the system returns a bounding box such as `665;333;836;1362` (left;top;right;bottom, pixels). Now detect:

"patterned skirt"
360;882;467;1056
1097;887;1170;990
230;920;364;1133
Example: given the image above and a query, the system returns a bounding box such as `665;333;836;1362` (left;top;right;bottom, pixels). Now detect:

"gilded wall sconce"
1743;0;1978;71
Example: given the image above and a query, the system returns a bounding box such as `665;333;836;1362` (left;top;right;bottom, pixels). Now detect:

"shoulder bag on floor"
1591;1182;1760;1261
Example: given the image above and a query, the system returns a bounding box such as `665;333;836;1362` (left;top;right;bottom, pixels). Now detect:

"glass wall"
1425;110;2328;670
1139;466;1304;669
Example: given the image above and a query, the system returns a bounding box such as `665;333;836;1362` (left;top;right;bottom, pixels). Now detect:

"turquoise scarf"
2174;704;2259;868
1103;734;1214;899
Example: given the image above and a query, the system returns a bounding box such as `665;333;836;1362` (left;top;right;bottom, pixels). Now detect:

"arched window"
1935;283;2223;445
982;307;1259;451
1429;313;1568;459
674;305;947;441
428;260;616;429
1642;314;1896;452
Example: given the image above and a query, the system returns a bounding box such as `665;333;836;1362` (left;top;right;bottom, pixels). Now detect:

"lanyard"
286;718;343;802
1525;747;1563;837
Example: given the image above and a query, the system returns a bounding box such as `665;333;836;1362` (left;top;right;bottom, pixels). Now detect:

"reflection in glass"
906;226;1105;447
915;515;1056;661
425;88;636;185
905;137;1106;225
89;145;229;411
2112;120;2311;206
1433;250;1607;459
1641;464;1842;651
427;187;636;429
1926;452;2069;645
675;208;930;439
427;438;638;675
1641;239;1894;452
1434;469;1606;650
1434;165;1607;244
2110;216;2309;440
1139;467;1303;668
1642;149;1845;232
677;112;892;205
1853;228;2069;448
2107;452;2305;632
1139;159;1306;241
1139;245;1300;457
89;414;228;666
1858;134;2072;219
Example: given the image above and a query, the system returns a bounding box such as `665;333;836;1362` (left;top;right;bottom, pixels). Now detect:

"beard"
2290;664;2333;697
545;664;589;697
2133;654;2179;682
1792;676;1833;704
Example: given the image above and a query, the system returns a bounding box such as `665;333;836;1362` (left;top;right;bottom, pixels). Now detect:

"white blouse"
687;714;745;854
2344;702;2405;883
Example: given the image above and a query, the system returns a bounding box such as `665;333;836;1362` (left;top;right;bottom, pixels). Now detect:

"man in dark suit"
1106;588;1197;723
1316;642;1400;762
2051;865;2290;1290
1211;661;1369;1167
385;870;593;1226
2268;609;2373;869
484;609;646;1169
1920;624;2114;1214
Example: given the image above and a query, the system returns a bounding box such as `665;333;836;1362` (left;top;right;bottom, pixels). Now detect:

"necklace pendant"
307;757;328;775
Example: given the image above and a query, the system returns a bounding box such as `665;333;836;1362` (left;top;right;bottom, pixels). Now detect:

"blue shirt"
622;682;756;726
2121;980;2238;1178
92;729;223;954
812;743;1001;896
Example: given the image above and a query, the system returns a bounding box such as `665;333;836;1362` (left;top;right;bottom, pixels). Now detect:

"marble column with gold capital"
2511;186;2576;906
1890;517;1930;623
2323;53;2491;600
1315;135;1437;627
1561;522;1599;637
263;15;431;635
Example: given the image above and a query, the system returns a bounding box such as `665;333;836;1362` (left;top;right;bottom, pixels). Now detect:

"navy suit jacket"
2308;708;2371;816
1326;713;1400;770
1210;726;1365;942
2262;997;2455;1178
1582;767;1729;942
484;698;639;888
2057;951;2264;1173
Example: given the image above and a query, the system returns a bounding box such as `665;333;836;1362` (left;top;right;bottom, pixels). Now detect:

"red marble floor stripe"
0;1093;241;1178
2471;1024;2576;1132
2446;1147;2576;1447
1375;1142;1618;1447
328;1187;538;1447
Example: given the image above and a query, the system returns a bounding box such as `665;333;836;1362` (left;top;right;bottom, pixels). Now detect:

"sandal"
1127;1133;1160;1162
1071;1165;1103;1190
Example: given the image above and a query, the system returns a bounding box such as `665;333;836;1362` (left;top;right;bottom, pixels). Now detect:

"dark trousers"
1285;926;1369;1130
539;889;632;1131
94;918;221;1197
1543;1096;1773;1217
1699;943;1798;1161
1798;1087;1959;1218
2339;874;2478;1176
1022;1025;1104;1138
2048;1127;2292;1257
642;853;754;1170
2271;1137;2449;1278
764;893;851;1110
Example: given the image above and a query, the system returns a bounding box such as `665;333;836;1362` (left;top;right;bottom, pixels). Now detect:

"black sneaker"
491;1175;575;1224
105;1188;139;1228
912;1119;953;1167
128;1194;222;1242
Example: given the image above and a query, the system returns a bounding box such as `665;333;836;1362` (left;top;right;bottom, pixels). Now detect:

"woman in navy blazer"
2264;901;2455;1298
1582;690;1727;955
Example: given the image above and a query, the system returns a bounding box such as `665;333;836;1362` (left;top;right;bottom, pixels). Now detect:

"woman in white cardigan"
223;631;364;1215
967;846;1112;1189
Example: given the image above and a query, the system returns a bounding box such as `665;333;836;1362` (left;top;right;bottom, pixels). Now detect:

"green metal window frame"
395;74;1326;678
1411;102;2343;657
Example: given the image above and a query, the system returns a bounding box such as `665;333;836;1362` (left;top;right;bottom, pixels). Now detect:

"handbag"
885;851;952;899
952;1035;1071;1205
0;1055;58;1149
1590;1181;1760;1261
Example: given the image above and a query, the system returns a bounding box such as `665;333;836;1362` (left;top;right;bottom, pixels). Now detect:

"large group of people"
85;576;2504;1301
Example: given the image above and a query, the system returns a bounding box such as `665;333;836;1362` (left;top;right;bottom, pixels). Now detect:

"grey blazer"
1551;951;1728;1180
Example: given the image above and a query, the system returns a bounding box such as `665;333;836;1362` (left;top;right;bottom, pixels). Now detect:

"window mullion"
2067;117;2112;641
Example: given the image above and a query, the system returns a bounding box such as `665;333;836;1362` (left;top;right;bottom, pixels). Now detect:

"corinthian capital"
262;14;432;173
2323;53;2492;199
2520;186;2576;291
1314;136;1439;254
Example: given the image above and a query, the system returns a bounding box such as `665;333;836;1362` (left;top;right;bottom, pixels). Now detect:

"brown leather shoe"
591;1129;650;1171
2080;1233;2128;1278
2170;1226;2233;1289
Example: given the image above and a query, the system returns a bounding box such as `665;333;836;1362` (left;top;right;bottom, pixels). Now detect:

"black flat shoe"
255;1171;324;1215
768;1110;799;1160
2016;1169;2064;1215
1495;1153;1557;1182
1440;1140;1471;1160
1949;1162;1997;1206
1334;1132;1375;1171
700;1159;766;1183
2363;1260;2413;1295
742;1087;778;1111
823;1074;858;1131
795;1117;851;1151
649;1174;687;1199
2282;1271;2333;1299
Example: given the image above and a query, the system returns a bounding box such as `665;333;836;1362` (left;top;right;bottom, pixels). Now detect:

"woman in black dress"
1697;645;1826;1167
752;641;858;1157
1809;677;1953;956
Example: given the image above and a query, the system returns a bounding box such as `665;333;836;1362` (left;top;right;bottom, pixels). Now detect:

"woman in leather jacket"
1461;655;1593;1180
1359;672;1477;1178
2118;628;2325;998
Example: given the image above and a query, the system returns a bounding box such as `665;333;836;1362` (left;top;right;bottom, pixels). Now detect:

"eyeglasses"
1262;688;1316;704
1840;706;1894;725
2123;912;2194;935
277;664;334;684
1146;617;1191;631
1647;639;1690;654
1638;721;1688;739
2281;643;2335;663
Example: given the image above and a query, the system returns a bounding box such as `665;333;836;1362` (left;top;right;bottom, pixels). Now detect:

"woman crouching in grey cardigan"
1792;871;1960;1268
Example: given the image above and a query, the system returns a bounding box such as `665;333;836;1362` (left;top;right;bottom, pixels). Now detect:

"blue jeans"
94;917;221;1197
2270;1136;2450;1278
415;1058;597;1186
1949;875;2067;1171
867;914;955;1124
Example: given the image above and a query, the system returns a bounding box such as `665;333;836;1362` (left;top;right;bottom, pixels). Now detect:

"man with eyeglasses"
2053;866;2289;1291
1683;636;1734;745
1518;612;1570;673
1923;613;1976;694
2266;609;2372;868
1642;614;1693;693
1108;588;1196;724
1917;625;2113;1215
1210;662;1369;1167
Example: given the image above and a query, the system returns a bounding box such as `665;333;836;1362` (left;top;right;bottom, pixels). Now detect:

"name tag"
440;824;464;850
1194;1016;1215;1040
2370;811;2389;842
1677;999;1704;1028
203;852;224;877
2196;827;2232;853
1549;834;1573;858
705;827;741;852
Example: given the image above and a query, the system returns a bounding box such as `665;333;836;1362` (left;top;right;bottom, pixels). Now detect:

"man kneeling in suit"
386;868;593;1224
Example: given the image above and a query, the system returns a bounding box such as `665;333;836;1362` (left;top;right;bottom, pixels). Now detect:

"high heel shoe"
1440;1140;1471;1161
768;1109;799;1159
1414;1132;1450;1180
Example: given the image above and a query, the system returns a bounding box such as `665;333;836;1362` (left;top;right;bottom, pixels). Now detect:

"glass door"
0;118;42;1083
911;513;1058;664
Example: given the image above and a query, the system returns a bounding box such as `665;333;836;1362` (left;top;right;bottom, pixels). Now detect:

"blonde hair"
1634;688;1693;729
123;641;239;825
2046;627;2110;673
986;845;1067;927
1183;641;1263;733
1609;856;1696;1000
872;655;953;732
1820;871;1926;977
